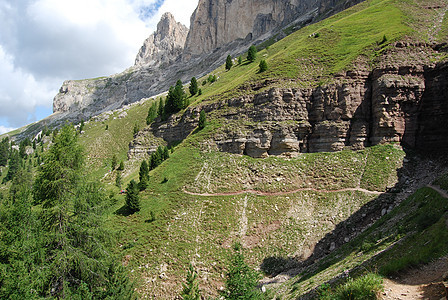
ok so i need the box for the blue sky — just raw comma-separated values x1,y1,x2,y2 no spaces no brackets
0,0,198,134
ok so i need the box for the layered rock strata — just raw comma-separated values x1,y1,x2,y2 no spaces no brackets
129,57,448,159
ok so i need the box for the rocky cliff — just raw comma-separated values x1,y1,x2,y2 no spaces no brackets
128,42,448,159
183,0,364,57
50,0,364,124
134,12,188,67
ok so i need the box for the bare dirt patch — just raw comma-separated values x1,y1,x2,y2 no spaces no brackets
380,256,448,300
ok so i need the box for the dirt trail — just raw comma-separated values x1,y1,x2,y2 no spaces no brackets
183,187,384,197
427,184,448,199
380,256,448,300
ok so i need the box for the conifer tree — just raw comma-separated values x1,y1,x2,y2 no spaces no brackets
111,154,117,170
247,45,257,62
189,77,198,96
118,160,125,171
0,137,9,166
79,119,85,132
198,110,206,130
181,264,201,300
163,146,170,161
138,160,150,191
220,243,262,299
259,59,268,73
32,124,135,298
126,179,140,213
238,56,242,65
226,55,233,70
2,150,21,183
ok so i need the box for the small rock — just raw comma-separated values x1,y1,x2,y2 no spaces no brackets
381,208,387,216
329,242,336,251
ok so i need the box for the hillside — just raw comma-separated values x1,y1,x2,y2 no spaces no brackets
1,0,448,298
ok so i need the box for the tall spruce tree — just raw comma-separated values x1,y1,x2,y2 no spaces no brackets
189,77,198,96
226,55,233,70
247,45,257,62
0,137,9,166
198,110,206,130
125,179,140,213
32,124,134,298
138,160,149,191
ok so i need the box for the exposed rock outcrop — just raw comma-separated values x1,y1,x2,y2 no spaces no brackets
128,45,448,159
134,12,188,67
184,0,364,57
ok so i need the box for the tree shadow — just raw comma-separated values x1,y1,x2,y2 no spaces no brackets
114,205,133,217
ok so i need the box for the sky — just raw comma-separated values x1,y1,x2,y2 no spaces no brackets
0,0,198,134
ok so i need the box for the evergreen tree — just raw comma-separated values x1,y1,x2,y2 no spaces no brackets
147,102,158,125
0,137,9,166
138,160,150,191
158,97,165,119
226,55,233,70
79,119,85,132
259,59,268,73
111,154,117,170
247,45,257,62
198,110,206,130
163,146,170,161
238,56,243,65
118,161,125,171
32,139,36,150
181,264,201,300
2,150,21,183
115,172,122,189
189,77,198,96
125,179,140,213
220,243,262,300
32,124,134,298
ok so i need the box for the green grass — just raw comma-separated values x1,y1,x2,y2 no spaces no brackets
318,273,383,300
185,0,413,106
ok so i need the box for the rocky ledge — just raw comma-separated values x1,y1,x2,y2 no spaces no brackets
128,45,448,159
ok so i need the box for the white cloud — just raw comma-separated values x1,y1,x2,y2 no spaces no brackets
0,125,16,135
0,0,199,130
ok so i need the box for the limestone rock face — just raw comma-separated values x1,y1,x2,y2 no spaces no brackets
134,12,188,67
184,0,317,57
183,0,363,57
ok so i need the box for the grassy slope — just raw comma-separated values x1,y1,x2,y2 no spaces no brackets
45,0,448,298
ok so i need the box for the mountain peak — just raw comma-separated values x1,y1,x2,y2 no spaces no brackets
134,12,189,67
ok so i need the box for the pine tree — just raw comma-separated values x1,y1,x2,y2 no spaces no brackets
118,161,125,171
126,179,140,213
147,102,158,125
138,160,149,191
238,56,242,65
226,55,233,70
32,124,134,298
220,243,262,299
0,137,9,166
247,45,257,62
189,77,198,96
133,123,139,135
198,110,206,130
111,154,117,170
115,172,122,189
259,59,268,73
163,146,170,160
158,97,165,119
181,264,201,300
2,150,21,183
79,119,85,132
